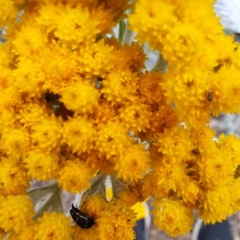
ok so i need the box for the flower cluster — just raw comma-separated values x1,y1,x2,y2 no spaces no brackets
0,0,240,239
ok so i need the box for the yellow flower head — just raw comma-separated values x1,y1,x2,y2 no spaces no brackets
118,181,146,206
0,0,18,27
156,126,193,161
162,69,210,125
31,115,62,152
161,23,203,69
81,195,108,219
152,156,188,192
96,121,132,159
53,3,100,48
60,80,100,114
129,0,177,50
218,134,240,167
0,195,34,233
18,101,52,128
1,127,31,159
111,41,147,71
147,104,179,138
78,40,114,77
41,44,79,93
58,159,94,193
152,199,194,237
0,156,29,195
97,200,136,240
101,69,139,104
12,23,48,57
178,178,202,207
199,148,235,187
8,223,36,240
114,144,151,182
91,98,118,124
34,212,73,240
209,66,240,116
139,71,164,104
198,185,231,224
63,116,95,154
83,150,115,173
24,150,59,181
73,224,100,240
119,103,152,134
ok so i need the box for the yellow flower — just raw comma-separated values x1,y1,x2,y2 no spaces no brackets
83,150,115,173
218,134,240,167
89,6,114,36
178,178,202,207
97,200,136,240
90,98,118,124
63,116,95,154
34,212,73,240
156,126,193,162
12,58,44,97
141,174,168,199
24,150,59,181
209,65,240,116
119,103,152,133
0,195,34,233
151,156,188,193
58,159,94,193
96,121,132,159
100,0,130,20
152,199,194,237
110,41,146,71
114,144,151,182
0,43,15,69
198,185,231,224
147,104,179,138
0,0,18,27
0,156,29,195
41,43,79,94
101,69,139,104
118,181,145,206
31,115,62,152
198,148,235,187
122,42,146,72
139,71,164,104
12,23,48,57
161,69,210,125
1,127,31,159
81,195,108,219
129,0,177,50
161,23,203,69
73,224,100,240
8,223,36,240
229,179,240,213
77,40,114,77
53,3,100,48
18,101,52,128
190,126,216,153
60,80,100,114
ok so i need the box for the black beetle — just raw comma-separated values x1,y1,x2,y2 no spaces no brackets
70,204,94,229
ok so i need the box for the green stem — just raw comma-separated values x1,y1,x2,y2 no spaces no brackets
118,20,126,44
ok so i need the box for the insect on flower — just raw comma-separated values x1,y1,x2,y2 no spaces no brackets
70,204,94,229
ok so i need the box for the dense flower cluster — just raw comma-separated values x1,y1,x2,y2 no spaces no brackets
0,0,240,239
